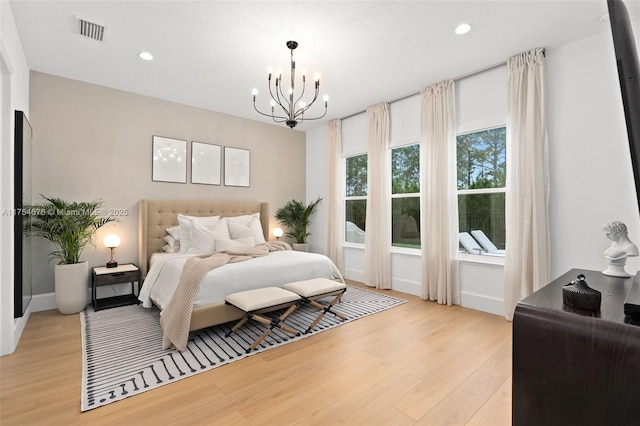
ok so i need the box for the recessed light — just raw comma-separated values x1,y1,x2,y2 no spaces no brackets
455,23,472,35
138,51,154,61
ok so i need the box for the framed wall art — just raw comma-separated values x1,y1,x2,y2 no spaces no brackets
224,147,250,187
191,141,221,185
152,136,187,183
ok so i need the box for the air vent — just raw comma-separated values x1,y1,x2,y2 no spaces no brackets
78,19,105,42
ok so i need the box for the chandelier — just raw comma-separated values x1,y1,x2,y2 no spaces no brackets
252,41,328,129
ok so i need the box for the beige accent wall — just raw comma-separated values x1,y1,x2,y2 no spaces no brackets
29,71,306,295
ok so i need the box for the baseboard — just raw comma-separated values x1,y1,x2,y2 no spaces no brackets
30,292,57,312
30,284,136,313
459,291,504,316
391,278,420,296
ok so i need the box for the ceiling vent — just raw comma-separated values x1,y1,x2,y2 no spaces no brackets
78,19,105,42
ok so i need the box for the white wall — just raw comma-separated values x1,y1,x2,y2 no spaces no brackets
306,124,328,254
29,71,307,301
0,1,31,355
306,23,640,317
547,24,640,279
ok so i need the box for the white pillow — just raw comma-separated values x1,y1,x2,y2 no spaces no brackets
215,236,256,252
164,235,180,249
177,214,220,253
227,216,266,244
162,244,179,253
166,225,181,240
187,219,230,254
225,212,259,225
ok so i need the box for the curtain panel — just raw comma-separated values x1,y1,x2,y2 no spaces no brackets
420,80,460,305
364,103,391,289
326,119,345,274
504,48,550,320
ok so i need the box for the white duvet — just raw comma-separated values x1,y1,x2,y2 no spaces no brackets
139,250,344,310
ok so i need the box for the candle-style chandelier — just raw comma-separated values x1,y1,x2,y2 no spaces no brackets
252,40,328,129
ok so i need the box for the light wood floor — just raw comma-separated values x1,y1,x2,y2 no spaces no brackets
0,282,513,425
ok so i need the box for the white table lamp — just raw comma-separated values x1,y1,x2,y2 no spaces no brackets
103,233,121,268
273,227,284,240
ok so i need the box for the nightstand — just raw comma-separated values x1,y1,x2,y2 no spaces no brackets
91,264,141,311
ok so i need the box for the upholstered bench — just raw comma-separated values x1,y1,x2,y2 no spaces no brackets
282,278,348,333
225,287,301,353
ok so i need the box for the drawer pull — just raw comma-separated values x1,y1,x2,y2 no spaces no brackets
111,272,125,276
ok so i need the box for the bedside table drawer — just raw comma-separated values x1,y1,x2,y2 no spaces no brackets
93,270,140,286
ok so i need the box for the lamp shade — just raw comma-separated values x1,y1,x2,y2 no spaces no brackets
273,227,284,238
103,234,121,248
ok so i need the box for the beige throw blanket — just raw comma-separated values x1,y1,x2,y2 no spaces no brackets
160,241,291,351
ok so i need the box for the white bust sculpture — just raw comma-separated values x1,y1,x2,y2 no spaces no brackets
602,221,639,277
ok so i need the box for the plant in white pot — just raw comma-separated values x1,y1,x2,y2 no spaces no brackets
274,197,322,252
27,196,116,314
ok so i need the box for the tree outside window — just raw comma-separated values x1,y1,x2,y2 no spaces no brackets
457,127,506,252
391,144,420,249
345,154,367,244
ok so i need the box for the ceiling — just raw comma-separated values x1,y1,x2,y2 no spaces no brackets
8,0,640,132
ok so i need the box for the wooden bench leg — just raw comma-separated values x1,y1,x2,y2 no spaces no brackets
225,316,249,337
305,290,347,333
244,303,300,353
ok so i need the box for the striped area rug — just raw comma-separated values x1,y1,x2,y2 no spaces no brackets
80,286,406,411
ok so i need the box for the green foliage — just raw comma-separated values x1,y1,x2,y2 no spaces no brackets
457,127,506,190
274,197,322,243
392,145,420,194
345,155,367,197
458,192,506,249
26,196,116,264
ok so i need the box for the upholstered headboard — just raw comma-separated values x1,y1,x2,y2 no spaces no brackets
138,199,269,277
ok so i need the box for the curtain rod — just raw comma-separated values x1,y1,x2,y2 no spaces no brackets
339,48,545,122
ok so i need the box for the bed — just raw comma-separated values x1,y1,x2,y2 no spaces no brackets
137,199,344,332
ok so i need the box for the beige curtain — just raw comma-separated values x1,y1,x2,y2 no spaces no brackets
504,48,550,320
325,119,345,275
420,81,459,305
364,103,391,289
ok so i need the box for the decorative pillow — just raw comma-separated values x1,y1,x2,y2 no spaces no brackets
227,216,266,244
166,225,181,241
215,236,256,252
162,244,179,253
187,219,230,254
177,214,220,253
225,212,260,225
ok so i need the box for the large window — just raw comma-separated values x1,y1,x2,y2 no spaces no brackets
391,144,420,248
345,154,367,244
457,127,506,254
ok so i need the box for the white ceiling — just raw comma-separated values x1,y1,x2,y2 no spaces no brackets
8,0,640,132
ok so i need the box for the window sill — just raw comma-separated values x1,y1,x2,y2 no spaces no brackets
457,252,505,267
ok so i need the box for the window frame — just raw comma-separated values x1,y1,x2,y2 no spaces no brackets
456,124,507,260
343,153,368,247
390,142,421,251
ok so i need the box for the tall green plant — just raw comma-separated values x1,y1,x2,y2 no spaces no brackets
274,197,322,243
27,196,116,265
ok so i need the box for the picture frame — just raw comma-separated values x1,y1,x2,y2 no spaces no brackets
191,141,221,185
152,136,187,183
224,147,250,187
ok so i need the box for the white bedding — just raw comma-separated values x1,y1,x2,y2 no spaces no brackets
139,250,344,310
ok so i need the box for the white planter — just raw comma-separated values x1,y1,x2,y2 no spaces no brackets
292,243,309,252
54,261,89,314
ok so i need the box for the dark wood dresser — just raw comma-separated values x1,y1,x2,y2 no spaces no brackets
512,269,640,425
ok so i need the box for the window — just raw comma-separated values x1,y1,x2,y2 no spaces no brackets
391,144,420,248
345,154,367,244
457,127,506,254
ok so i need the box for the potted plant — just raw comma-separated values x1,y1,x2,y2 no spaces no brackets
274,197,322,251
27,196,116,314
